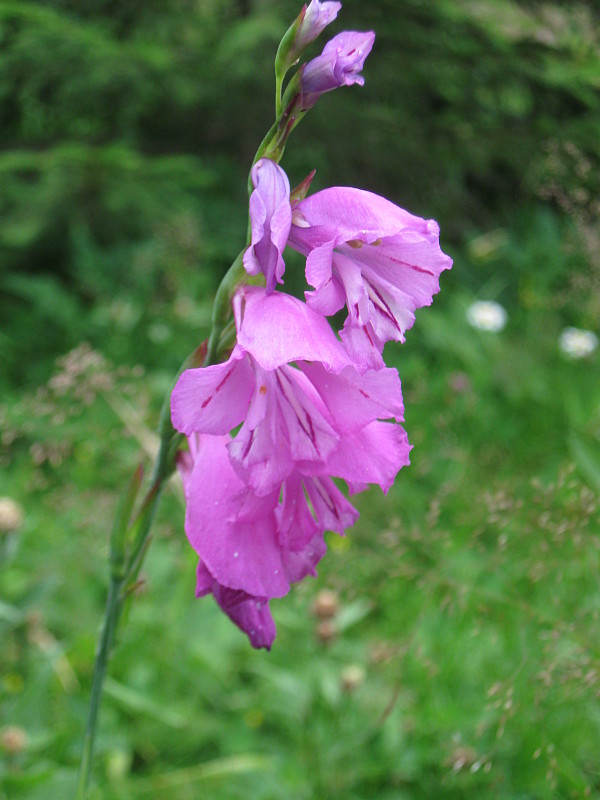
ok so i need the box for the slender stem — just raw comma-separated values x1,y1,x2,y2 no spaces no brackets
75,434,174,798
275,72,283,119
75,250,240,796
76,576,124,799
206,250,246,366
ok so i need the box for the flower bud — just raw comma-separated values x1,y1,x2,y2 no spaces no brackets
275,1,342,78
244,158,292,293
296,30,375,110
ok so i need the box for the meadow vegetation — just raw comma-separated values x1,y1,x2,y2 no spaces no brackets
1,1,599,797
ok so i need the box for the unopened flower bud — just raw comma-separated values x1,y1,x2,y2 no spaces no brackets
275,1,341,78
296,30,375,110
244,158,292,293
0,498,24,534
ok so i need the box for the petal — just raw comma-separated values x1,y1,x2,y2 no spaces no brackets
244,190,267,278
294,187,431,244
339,320,386,370
277,473,327,583
196,562,276,650
236,287,351,372
184,434,289,598
195,559,215,597
171,352,254,436
228,363,340,494
275,365,340,463
215,590,276,650
304,240,336,289
304,475,359,535
299,361,405,431
243,159,292,293
228,368,295,494
326,421,412,492
304,274,346,317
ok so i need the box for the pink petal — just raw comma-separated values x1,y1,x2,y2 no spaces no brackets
171,352,254,436
299,361,405,431
276,473,327,583
183,434,289,598
196,562,276,650
243,159,292,293
236,287,352,372
326,421,412,492
228,363,340,494
304,475,359,535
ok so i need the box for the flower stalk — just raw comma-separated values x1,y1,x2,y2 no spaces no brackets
75,430,176,799
76,1,423,790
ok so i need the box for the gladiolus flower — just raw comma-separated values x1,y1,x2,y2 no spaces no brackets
171,287,409,496
177,433,359,649
289,187,453,368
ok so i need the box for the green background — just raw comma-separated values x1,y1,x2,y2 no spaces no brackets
1,1,599,798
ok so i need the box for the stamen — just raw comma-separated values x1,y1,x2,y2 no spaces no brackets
291,209,310,228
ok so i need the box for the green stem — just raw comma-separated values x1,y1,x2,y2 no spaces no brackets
206,250,247,366
75,431,175,798
75,575,125,800
275,72,283,119
76,246,245,797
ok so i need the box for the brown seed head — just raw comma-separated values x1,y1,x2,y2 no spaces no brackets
1,726,28,755
0,498,24,534
311,589,339,619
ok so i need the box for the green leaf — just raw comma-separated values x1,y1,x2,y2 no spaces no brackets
569,432,600,492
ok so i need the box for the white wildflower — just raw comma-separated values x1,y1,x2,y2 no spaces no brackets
466,300,507,332
559,327,598,359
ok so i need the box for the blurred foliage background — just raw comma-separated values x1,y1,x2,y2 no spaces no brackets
1,1,599,798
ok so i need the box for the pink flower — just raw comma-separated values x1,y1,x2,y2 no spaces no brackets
171,287,409,496
177,433,358,649
297,31,375,110
278,1,342,74
243,158,292,293
288,187,453,368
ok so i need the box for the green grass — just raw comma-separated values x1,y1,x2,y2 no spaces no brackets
1,218,600,800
